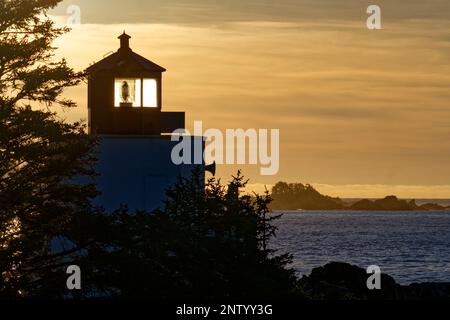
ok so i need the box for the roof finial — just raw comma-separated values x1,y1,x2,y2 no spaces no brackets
118,31,131,51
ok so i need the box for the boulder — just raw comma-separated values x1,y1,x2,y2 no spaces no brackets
300,262,450,300
299,262,402,300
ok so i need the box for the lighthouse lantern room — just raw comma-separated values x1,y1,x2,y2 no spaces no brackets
86,32,184,135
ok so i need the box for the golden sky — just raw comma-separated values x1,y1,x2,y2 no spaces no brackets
49,0,450,198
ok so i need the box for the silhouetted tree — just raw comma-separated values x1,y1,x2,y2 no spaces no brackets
271,182,344,210
82,172,302,299
0,0,99,298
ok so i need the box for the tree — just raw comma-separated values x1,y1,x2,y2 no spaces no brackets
271,182,344,210
81,171,302,299
0,0,98,298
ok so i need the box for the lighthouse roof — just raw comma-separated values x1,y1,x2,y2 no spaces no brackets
86,32,166,73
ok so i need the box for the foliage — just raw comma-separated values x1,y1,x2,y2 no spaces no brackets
271,182,344,210
81,171,302,300
0,0,98,298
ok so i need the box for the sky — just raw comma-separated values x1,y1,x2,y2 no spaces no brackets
49,0,450,198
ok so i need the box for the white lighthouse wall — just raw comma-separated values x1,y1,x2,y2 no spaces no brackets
93,135,204,213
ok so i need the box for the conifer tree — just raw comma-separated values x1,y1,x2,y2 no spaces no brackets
0,0,98,297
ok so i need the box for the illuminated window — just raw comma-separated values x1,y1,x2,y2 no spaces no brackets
143,79,158,108
114,78,141,107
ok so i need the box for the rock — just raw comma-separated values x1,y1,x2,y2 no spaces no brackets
403,283,450,300
300,262,402,300
350,199,384,211
418,203,446,211
349,196,415,211
374,196,412,211
300,262,450,300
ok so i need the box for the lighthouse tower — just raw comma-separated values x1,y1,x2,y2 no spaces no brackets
86,33,207,212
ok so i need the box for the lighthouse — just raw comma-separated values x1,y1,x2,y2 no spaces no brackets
86,33,208,212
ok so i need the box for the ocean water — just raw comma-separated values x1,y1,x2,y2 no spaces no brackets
270,211,450,284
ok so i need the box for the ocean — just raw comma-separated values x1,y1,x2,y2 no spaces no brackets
271,211,450,284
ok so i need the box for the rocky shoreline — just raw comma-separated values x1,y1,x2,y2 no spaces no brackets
300,262,450,300
270,182,450,211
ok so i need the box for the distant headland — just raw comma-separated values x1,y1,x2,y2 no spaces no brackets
270,182,450,211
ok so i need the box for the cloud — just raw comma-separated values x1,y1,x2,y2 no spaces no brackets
52,0,450,25
47,11,450,194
